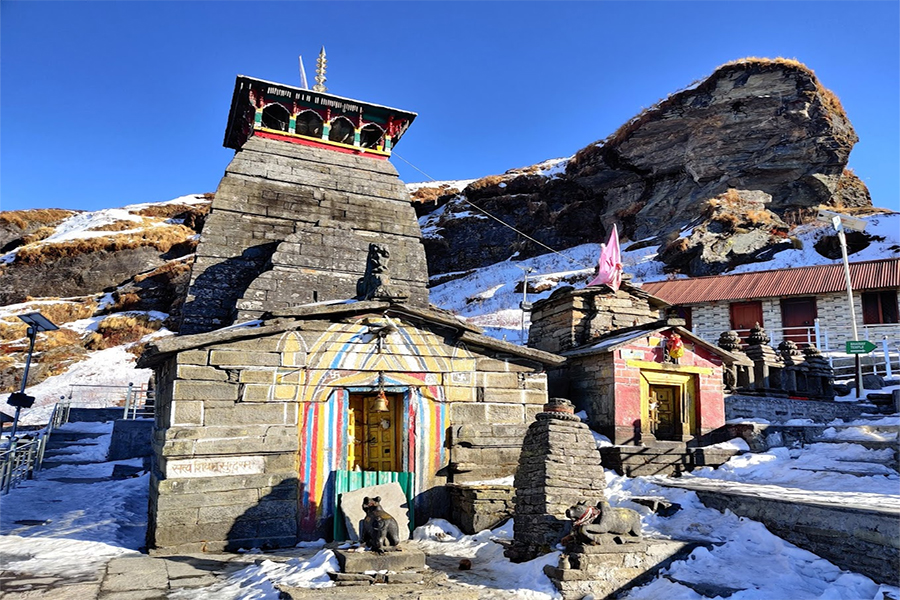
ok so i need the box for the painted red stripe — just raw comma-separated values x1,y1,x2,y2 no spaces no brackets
255,130,389,160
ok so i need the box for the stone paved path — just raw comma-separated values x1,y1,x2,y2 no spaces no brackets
1,548,320,599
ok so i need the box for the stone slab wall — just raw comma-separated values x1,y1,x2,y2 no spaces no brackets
693,489,899,585
448,423,529,483
726,393,874,423
447,484,515,534
148,344,300,554
545,540,700,600
599,446,738,477
181,136,428,334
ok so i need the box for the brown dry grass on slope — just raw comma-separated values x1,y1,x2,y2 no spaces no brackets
0,299,99,343
13,225,197,265
86,314,163,350
135,201,211,220
88,219,148,232
0,209,75,230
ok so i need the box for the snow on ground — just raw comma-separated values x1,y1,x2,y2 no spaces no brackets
0,421,147,580
412,519,561,599
169,550,338,600
606,474,899,600
681,443,900,496
2,344,156,426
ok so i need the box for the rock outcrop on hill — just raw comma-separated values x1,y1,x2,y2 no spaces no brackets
0,201,208,305
418,58,872,277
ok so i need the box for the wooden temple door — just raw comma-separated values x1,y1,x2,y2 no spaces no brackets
649,385,680,441
348,394,401,472
730,301,763,344
781,297,817,346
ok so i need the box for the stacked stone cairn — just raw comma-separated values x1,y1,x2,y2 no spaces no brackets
743,324,784,391
802,345,836,399
778,340,804,392
505,398,607,562
718,330,750,389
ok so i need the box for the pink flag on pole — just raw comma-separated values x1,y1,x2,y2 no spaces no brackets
587,224,623,291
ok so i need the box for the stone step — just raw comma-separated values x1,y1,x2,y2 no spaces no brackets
789,464,898,478
807,438,898,452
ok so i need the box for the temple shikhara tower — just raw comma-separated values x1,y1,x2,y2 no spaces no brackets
180,60,428,334
140,59,560,552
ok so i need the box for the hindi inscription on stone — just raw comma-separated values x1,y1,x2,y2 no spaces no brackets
165,456,265,478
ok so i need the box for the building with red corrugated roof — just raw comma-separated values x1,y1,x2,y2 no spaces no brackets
642,258,900,351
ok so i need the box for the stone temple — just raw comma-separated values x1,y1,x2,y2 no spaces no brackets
139,73,562,552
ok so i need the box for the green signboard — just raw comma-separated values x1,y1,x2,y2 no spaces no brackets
845,340,876,354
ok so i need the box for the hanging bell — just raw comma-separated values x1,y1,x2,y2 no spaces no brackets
373,389,389,413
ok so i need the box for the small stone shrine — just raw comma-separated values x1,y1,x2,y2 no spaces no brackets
801,345,836,399
718,330,753,390
742,324,784,391
528,283,743,476
505,398,607,562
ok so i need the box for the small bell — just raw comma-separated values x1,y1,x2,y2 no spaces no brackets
373,389,389,413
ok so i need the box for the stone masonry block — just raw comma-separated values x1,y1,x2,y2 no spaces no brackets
177,350,210,366
176,365,227,381
239,370,278,384
204,403,288,427
209,350,281,367
173,381,239,402
171,401,203,426
477,372,520,389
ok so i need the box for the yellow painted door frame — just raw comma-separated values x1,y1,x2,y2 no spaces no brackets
639,370,697,442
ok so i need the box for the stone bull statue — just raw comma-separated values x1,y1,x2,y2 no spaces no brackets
563,500,642,545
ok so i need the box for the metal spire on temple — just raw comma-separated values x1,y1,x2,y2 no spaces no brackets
313,46,327,92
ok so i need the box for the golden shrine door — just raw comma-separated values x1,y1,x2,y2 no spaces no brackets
348,394,402,472
649,385,680,440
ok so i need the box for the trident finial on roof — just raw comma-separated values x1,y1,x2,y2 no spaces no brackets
313,46,327,92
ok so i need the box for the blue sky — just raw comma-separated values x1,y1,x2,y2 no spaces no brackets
2,1,898,213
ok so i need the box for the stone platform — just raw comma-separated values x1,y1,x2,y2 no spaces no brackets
334,543,426,574
544,539,701,600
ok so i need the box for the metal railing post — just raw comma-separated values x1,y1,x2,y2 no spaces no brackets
123,383,134,420
883,337,892,380
2,438,17,494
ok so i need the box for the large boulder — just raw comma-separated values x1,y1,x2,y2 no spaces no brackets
421,58,868,277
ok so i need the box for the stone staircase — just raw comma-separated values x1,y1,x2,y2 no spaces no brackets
40,428,109,471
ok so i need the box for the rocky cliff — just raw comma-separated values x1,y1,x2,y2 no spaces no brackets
417,58,873,277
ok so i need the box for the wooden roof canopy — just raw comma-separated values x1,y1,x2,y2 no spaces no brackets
223,75,417,157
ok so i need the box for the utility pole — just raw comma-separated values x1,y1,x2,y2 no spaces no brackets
818,209,867,398
516,265,535,345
